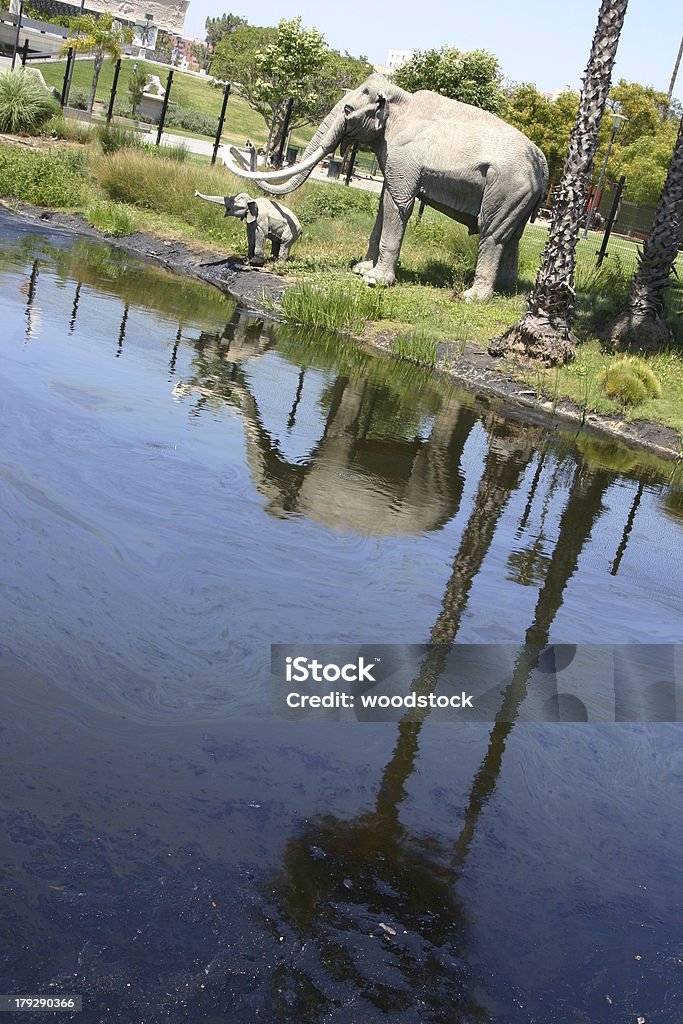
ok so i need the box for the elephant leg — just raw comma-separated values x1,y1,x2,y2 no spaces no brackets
462,234,505,302
247,224,267,267
353,183,385,276
494,236,521,292
361,188,413,287
276,239,292,262
270,237,282,260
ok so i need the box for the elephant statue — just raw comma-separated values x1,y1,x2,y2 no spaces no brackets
194,190,302,265
223,74,548,300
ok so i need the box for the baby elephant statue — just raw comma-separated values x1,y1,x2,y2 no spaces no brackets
194,190,301,266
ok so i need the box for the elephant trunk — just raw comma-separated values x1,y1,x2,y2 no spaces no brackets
224,107,345,196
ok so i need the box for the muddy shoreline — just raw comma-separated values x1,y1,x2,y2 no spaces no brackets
2,200,680,462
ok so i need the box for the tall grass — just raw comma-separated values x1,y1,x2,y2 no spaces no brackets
0,69,57,134
392,325,442,366
96,122,142,155
281,280,385,333
41,113,94,144
91,149,248,245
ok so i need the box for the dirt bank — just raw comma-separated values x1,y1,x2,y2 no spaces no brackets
2,201,680,463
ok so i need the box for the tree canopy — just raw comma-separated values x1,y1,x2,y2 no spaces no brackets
204,13,247,48
392,47,506,114
505,84,579,181
210,17,370,155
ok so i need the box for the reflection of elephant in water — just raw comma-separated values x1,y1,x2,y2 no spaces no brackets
224,73,548,300
180,315,477,536
194,191,302,265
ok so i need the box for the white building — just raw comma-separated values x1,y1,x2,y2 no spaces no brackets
385,49,414,72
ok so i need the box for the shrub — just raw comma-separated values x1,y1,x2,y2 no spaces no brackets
69,90,89,111
0,143,85,206
96,122,142,154
0,69,57,134
598,356,662,407
295,182,378,222
281,279,385,334
164,106,216,136
85,200,138,236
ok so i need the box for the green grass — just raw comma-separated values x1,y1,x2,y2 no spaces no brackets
0,142,85,206
392,325,442,367
281,279,385,334
39,59,316,150
85,199,137,236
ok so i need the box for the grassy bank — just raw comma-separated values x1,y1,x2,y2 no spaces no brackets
0,134,682,441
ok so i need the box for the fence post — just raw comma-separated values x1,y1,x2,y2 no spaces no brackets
596,175,626,268
211,81,231,166
60,47,73,107
155,67,174,146
274,97,294,168
20,38,29,66
344,143,358,186
106,58,121,124
11,1,23,70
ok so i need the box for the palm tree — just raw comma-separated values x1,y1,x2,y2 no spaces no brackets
607,113,683,352
490,0,629,366
63,13,133,114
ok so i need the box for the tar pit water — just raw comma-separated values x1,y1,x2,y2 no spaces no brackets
0,215,682,1023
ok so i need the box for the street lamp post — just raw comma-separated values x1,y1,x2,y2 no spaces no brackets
583,111,627,238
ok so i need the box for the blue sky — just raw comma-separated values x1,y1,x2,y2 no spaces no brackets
184,0,682,101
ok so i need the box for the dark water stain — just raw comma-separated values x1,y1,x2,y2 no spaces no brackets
0,223,682,1023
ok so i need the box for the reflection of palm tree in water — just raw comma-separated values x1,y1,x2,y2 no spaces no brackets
182,315,613,1013
272,436,612,1017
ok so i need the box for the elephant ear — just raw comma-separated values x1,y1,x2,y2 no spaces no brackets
246,201,259,224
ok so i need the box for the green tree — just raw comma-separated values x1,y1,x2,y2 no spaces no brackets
63,13,133,113
609,79,670,144
490,0,630,365
127,64,147,115
211,18,369,157
506,84,579,181
204,12,247,47
607,113,683,351
393,47,505,114
611,117,680,202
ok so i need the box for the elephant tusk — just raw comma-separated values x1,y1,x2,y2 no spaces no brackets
222,144,326,183
194,191,227,205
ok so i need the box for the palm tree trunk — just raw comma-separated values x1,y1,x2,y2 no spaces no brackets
607,114,683,352
490,0,629,365
88,48,103,113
